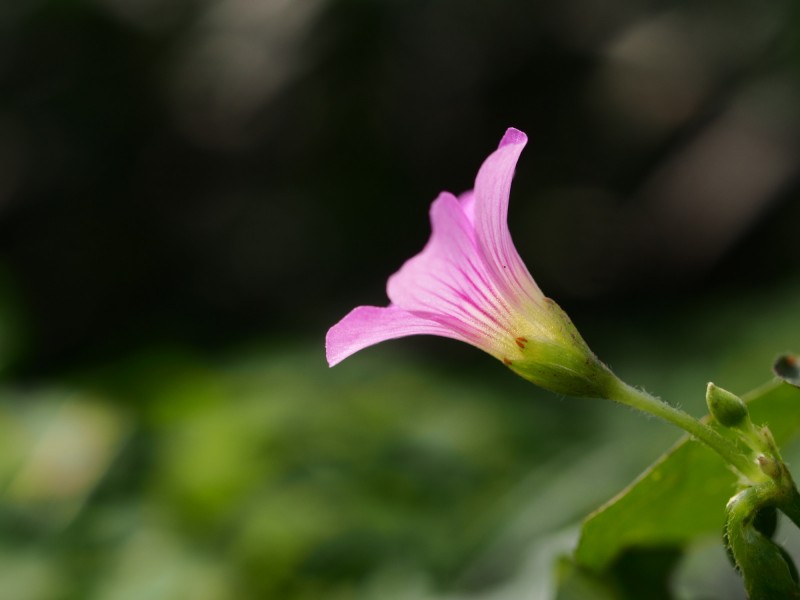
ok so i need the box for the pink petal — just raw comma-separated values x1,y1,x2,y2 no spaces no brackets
325,305,465,367
386,192,516,347
458,190,476,224
473,128,543,306
326,127,545,369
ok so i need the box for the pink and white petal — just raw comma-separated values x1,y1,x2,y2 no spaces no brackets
473,128,543,306
386,192,515,341
325,305,465,367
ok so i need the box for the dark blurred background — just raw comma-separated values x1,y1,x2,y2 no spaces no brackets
1,0,798,372
1,1,799,599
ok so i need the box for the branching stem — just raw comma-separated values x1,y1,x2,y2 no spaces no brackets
608,380,764,483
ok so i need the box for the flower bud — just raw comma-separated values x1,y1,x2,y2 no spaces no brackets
706,383,749,427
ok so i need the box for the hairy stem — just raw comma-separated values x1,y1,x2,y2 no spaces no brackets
608,379,764,483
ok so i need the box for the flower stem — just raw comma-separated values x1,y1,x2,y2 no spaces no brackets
608,379,764,483
775,471,800,531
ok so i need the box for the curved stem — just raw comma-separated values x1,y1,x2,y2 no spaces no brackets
726,483,800,599
775,470,800,530
608,379,764,483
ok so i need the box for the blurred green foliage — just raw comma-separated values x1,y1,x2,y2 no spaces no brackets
0,342,589,599
0,280,798,599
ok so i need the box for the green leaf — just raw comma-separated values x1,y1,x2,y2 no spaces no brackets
774,354,800,388
574,381,800,572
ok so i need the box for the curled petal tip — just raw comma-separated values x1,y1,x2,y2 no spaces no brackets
499,127,527,148
324,332,342,367
324,349,339,368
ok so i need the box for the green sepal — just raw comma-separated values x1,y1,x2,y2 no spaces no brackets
507,339,618,399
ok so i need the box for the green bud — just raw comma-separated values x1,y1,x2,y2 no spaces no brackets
706,383,749,427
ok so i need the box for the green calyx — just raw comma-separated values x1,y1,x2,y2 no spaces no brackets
503,298,619,399
505,340,618,399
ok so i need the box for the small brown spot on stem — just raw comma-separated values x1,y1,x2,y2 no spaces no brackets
515,337,528,349
503,357,512,366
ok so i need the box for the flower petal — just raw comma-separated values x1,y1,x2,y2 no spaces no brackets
458,190,475,224
473,128,543,306
386,192,517,351
325,305,464,367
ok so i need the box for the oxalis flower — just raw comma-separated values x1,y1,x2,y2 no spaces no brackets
326,128,616,398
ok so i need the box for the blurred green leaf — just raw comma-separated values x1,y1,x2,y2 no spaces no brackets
556,547,681,600
555,556,617,600
574,381,800,572
56,344,577,599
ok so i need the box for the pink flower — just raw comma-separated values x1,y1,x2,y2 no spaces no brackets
326,128,613,397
